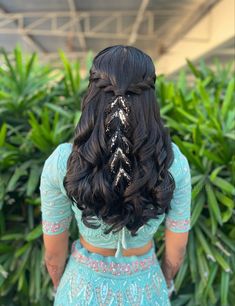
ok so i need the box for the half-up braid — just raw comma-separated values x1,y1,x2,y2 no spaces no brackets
92,71,156,192
90,71,133,192
64,45,175,236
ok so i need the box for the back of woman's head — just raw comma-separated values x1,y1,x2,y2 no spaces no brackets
64,45,175,236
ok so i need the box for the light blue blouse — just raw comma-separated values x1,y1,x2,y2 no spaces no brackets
39,141,192,257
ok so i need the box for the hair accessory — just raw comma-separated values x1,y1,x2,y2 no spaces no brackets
105,96,130,132
104,95,132,187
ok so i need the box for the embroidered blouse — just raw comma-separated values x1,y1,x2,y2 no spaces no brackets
39,141,192,257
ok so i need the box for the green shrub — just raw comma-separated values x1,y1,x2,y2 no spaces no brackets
0,47,234,306
155,59,235,306
0,46,89,305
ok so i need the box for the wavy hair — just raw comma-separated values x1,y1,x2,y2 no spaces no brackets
63,45,176,236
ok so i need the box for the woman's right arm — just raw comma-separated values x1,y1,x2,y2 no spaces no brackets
161,145,192,295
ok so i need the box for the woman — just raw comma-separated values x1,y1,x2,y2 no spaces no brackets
39,45,192,306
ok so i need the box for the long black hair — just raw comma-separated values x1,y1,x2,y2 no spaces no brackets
63,45,175,236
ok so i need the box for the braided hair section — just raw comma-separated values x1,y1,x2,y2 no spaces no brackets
90,69,155,96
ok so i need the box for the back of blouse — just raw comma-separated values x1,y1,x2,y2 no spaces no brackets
39,141,192,257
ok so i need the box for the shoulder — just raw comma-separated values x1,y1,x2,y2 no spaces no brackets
169,141,191,185
40,142,73,195
41,142,72,181
57,142,73,172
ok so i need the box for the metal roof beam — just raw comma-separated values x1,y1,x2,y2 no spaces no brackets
0,10,185,17
67,0,86,51
0,7,44,53
0,11,160,39
128,0,149,45
0,28,157,40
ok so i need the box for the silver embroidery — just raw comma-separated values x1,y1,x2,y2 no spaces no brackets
106,109,129,128
110,131,130,153
110,147,131,172
114,168,131,186
110,130,118,148
110,96,130,112
105,95,132,187
105,96,130,133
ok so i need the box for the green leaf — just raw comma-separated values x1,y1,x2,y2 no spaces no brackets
175,107,198,123
0,264,8,279
205,183,223,226
172,136,204,171
14,45,24,85
204,263,218,297
192,177,205,200
160,103,174,115
188,231,197,282
25,224,42,241
1,48,17,84
25,52,37,79
191,192,205,227
14,242,32,258
210,177,235,195
202,149,224,164
26,165,40,196
186,59,202,78
222,78,235,119
44,102,71,119
209,166,225,181
216,229,235,253
0,123,7,146
174,259,188,292
7,167,28,192
0,233,25,240
211,245,231,272
198,82,210,105
220,270,230,306
221,208,233,223
224,132,235,140
59,49,76,94
194,226,215,261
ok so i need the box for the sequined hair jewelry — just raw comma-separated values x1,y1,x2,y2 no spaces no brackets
104,93,132,187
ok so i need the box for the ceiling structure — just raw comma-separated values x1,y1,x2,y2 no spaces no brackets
0,0,234,76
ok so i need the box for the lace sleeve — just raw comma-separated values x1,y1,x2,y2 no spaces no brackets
165,149,192,233
39,144,73,235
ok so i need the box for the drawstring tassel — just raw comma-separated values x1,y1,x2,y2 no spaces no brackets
121,226,127,249
114,227,127,258
115,239,122,258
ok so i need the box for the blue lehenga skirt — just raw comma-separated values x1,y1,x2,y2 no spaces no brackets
54,238,171,306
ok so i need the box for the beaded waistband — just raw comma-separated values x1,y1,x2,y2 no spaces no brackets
70,241,157,276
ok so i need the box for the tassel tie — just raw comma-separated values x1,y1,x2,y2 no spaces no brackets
115,227,128,258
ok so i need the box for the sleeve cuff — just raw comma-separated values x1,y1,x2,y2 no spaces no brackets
165,217,191,232
41,215,72,235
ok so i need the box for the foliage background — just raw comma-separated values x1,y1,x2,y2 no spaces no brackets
0,46,234,306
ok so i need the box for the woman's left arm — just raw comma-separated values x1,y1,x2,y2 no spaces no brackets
39,144,73,289
43,230,69,289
